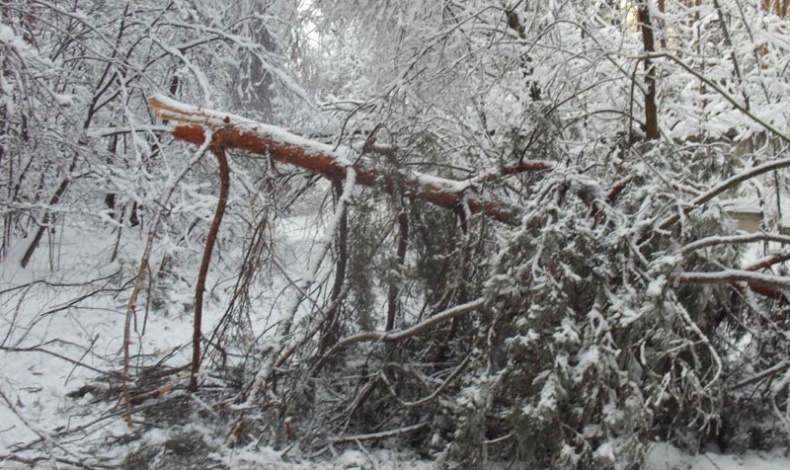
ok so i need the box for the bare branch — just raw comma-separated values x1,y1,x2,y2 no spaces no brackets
681,232,790,253
659,157,790,230
316,298,486,365
731,360,790,390
328,421,428,444
673,270,790,290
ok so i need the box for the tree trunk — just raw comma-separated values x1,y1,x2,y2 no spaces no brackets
386,211,408,331
319,180,348,354
638,2,660,141
148,95,552,225
190,139,231,392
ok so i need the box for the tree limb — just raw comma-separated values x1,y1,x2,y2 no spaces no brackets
147,94,548,225
731,359,790,390
190,138,230,392
673,269,790,299
315,298,486,368
328,421,428,444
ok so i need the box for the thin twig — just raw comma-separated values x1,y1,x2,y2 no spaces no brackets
315,298,485,369
731,360,790,391
681,232,790,253
659,157,790,231
328,421,428,444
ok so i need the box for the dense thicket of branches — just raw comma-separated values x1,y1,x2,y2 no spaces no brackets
3,1,790,469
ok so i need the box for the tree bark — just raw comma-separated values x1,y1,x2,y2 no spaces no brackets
386,211,408,331
190,138,231,392
146,96,790,311
319,180,348,354
147,95,551,225
638,2,660,141
20,154,78,268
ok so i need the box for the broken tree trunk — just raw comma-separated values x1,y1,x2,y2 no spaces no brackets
146,95,790,304
147,94,552,225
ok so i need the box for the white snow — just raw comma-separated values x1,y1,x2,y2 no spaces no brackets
1,220,788,470
149,94,359,165
647,442,790,470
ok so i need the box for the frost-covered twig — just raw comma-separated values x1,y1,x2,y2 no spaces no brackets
473,161,554,183
0,453,113,469
731,360,790,390
399,353,472,408
328,421,428,444
681,232,790,253
656,53,790,145
315,298,486,367
659,157,790,230
673,269,790,289
0,342,106,376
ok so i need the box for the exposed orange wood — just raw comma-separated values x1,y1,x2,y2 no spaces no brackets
148,95,548,225
745,251,790,272
763,0,788,17
190,140,230,392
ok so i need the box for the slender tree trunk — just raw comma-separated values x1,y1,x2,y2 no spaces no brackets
762,0,788,17
20,154,78,268
319,180,348,354
386,211,409,331
190,140,231,392
0,104,8,260
657,0,667,50
0,6,9,258
638,2,660,141
20,6,129,267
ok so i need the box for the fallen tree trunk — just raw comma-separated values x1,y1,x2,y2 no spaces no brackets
147,94,788,233
147,94,551,225
147,95,790,303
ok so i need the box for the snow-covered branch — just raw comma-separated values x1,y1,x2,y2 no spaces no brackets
147,95,548,224
316,297,486,363
673,270,790,299
680,233,790,253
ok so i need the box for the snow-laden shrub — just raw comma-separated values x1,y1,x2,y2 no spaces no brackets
464,171,743,469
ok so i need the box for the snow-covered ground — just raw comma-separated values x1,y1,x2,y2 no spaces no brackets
2,221,789,469
647,443,790,470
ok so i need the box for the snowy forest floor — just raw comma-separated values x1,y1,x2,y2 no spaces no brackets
1,219,789,469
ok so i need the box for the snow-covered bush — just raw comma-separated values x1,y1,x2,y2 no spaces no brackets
481,168,737,468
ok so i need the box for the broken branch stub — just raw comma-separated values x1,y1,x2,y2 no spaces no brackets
147,94,551,224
